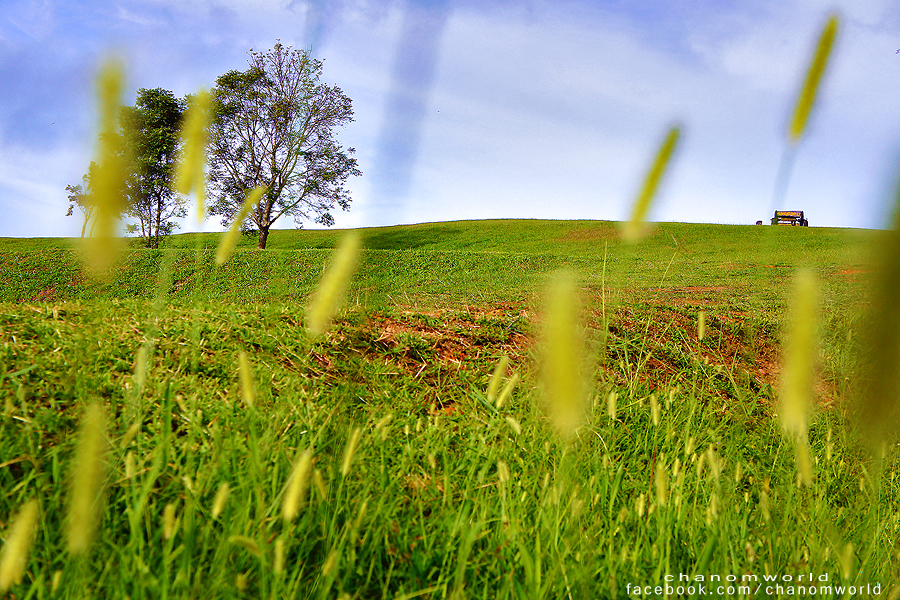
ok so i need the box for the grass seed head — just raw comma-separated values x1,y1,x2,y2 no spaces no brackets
313,469,327,500
228,536,262,558
306,232,361,336
134,345,148,391
322,549,340,577
125,452,134,479
67,402,107,555
216,186,267,266
607,391,618,420
340,427,362,478
211,482,230,520
623,125,681,243
273,539,285,575
162,503,178,540
852,174,900,450
0,500,39,592
237,351,256,408
282,450,314,522
505,416,522,436
487,355,510,404
495,372,519,408
697,311,706,342
655,460,668,507
120,422,140,449
497,460,510,483
788,14,839,143
650,393,660,426
374,413,393,441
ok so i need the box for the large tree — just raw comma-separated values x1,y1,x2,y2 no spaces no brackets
207,43,360,249
120,88,186,248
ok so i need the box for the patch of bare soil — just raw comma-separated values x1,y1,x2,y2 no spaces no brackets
553,227,618,243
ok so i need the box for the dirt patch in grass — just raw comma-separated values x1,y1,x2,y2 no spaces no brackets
553,227,618,243
602,304,780,402
620,285,740,308
365,309,531,368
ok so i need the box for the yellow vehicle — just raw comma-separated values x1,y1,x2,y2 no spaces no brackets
771,210,808,226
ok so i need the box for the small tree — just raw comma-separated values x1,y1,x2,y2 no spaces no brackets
71,88,186,248
120,88,187,248
208,43,360,249
65,170,97,237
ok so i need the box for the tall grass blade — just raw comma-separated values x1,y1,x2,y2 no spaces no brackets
67,403,107,554
0,500,39,592
215,186,267,266
306,232,361,336
623,126,681,243
788,14,839,143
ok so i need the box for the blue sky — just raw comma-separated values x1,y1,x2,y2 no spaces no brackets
1,0,899,238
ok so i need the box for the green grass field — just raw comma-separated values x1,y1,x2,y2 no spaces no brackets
1,219,898,599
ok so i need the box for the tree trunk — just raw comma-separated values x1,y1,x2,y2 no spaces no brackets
258,227,270,249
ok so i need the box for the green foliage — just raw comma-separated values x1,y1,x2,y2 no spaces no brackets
119,88,187,249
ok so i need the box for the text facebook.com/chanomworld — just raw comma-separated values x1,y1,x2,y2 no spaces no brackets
626,573,884,597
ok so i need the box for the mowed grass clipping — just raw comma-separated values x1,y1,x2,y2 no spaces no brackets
1,216,899,598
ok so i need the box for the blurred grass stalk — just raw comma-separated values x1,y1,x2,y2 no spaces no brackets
85,59,128,277
0,500,39,592
788,14,839,144
174,90,211,223
306,232,361,336
780,269,817,485
540,270,588,438
853,174,900,452
67,403,108,554
770,13,839,214
623,126,681,243
216,187,266,266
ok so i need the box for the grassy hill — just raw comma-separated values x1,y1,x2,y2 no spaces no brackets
0,219,875,309
1,219,896,598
